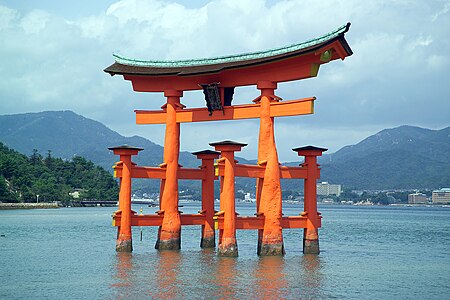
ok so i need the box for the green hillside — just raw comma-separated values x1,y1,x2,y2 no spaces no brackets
319,126,450,189
0,110,168,169
0,110,252,193
320,149,449,189
1,111,448,192
0,142,118,203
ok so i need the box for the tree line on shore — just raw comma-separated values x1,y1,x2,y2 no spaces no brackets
0,142,118,203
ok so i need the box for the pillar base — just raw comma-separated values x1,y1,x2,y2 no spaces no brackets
218,243,238,257
257,230,263,255
259,242,285,256
303,239,320,254
200,236,215,248
116,239,132,252
155,237,181,250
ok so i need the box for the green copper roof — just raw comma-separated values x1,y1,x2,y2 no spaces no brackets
113,23,350,68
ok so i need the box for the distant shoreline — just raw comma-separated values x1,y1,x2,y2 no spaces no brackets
0,203,59,210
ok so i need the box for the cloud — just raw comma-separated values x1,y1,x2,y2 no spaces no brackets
0,5,18,29
20,9,51,34
0,0,449,160
431,0,450,21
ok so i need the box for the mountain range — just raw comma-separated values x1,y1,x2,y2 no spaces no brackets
0,110,196,169
0,111,448,191
318,125,450,189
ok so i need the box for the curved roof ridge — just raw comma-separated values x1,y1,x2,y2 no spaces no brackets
113,23,350,68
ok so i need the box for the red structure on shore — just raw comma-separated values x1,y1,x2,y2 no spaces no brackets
105,23,353,256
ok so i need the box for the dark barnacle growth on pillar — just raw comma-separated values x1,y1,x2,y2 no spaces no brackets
303,239,320,255
200,236,215,248
260,243,285,256
155,235,181,250
218,243,238,257
116,240,133,252
155,225,181,250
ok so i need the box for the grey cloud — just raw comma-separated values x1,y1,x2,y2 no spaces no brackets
0,0,449,161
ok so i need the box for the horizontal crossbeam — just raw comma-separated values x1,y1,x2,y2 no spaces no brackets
215,164,309,179
113,164,314,180
214,216,321,230
112,214,322,229
113,213,207,227
114,166,207,180
135,97,315,124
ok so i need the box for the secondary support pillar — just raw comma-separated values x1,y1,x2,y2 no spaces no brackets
193,150,220,248
256,81,284,256
293,146,327,254
156,90,184,250
211,141,247,257
109,145,143,252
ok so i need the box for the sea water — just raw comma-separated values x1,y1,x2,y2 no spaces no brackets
0,203,449,299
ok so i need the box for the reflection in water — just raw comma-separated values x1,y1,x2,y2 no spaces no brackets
154,251,182,299
198,247,217,267
300,254,324,298
214,257,239,298
109,247,325,298
112,252,134,298
254,257,288,298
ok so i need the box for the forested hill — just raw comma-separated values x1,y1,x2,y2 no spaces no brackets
0,110,200,171
0,110,252,193
1,111,448,191
280,125,450,190
321,125,450,165
319,125,450,189
0,142,118,203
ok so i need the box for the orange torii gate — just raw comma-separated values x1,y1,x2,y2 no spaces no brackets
105,23,353,256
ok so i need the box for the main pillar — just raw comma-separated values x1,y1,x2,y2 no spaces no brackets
193,150,220,248
293,146,327,254
109,145,143,252
156,90,183,250
256,81,285,256
211,141,246,257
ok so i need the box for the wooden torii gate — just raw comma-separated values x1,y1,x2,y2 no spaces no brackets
105,23,353,256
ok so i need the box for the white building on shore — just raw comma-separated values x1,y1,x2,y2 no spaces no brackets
317,182,342,197
432,188,450,204
408,192,427,204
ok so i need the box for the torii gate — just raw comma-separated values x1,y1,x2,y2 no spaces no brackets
105,23,353,256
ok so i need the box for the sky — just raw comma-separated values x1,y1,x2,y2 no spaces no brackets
1,0,449,161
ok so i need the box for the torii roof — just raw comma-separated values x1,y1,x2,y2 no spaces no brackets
104,23,352,92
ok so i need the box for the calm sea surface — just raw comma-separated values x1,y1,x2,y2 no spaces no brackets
1,203,449,299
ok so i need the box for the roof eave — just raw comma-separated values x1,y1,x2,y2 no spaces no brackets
104,36,352,78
